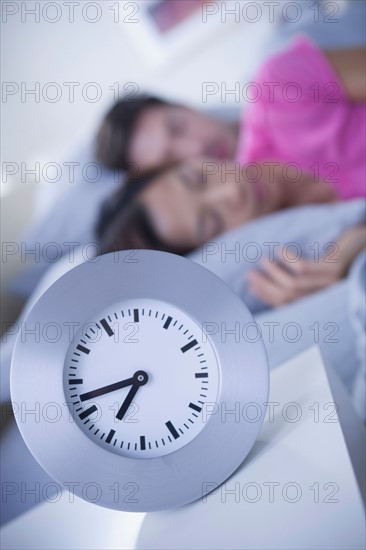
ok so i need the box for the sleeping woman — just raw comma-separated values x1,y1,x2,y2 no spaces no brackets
95,35,366,306
96,156,366,307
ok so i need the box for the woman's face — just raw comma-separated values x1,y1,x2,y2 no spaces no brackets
138,157,266,250
129,106,237,170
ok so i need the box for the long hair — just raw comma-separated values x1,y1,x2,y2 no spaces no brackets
95,165,193,257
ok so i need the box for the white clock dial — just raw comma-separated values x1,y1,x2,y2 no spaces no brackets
64,298,221,458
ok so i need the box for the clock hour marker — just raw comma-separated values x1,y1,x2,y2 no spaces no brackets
79,405,97,420
106,429,116,444
195,372,208,378
100,318,114,337
133,309,139,322
166,421,180,440
181,339,198,353
163,316,172,329
140,435,146,450
69,379,83,384
76,344,90,355
189,402,202,413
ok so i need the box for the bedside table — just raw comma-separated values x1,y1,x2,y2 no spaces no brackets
136,346,366,550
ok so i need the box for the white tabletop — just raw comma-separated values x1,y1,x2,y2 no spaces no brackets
136,346,365,550
1,347,365,550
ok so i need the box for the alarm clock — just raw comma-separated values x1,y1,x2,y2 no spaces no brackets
11,250,269,511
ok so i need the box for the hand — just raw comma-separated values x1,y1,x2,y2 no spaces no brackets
247,257,342,307
247,225,366,307
115,384,140,421
80,370,148,403
80,375,136,402
116,370,148,421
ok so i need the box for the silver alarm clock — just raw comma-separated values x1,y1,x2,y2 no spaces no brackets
11,250,269,511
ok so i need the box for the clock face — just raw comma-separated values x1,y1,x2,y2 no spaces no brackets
64,298,221,458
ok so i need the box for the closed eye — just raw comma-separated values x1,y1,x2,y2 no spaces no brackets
166,112,186,138
178,166,205,190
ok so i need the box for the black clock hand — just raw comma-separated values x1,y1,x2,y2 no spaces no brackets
116,383,140,421
80,376,135,402
80,370,149,403
115,370,149,421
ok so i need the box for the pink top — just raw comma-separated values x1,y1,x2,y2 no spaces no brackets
236,36,366,199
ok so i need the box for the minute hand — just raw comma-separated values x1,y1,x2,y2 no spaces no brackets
80,376,135,402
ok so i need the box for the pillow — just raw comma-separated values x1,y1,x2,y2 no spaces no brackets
10,140,122,297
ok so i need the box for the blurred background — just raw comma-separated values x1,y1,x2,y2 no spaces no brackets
3,0,363,327
1,0,268,326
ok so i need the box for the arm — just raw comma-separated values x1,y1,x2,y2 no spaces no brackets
324,47,366,101
247,224,366,307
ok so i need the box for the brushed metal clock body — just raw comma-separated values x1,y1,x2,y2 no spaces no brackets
11,250,269,511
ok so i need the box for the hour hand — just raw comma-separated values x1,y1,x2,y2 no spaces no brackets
115,370,149,421
115,384,140,421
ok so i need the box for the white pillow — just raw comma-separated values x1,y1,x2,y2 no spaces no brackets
10,141,122,297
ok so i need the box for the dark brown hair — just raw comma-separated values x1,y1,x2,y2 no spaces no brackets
95,165,193,257
95,95,170,171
